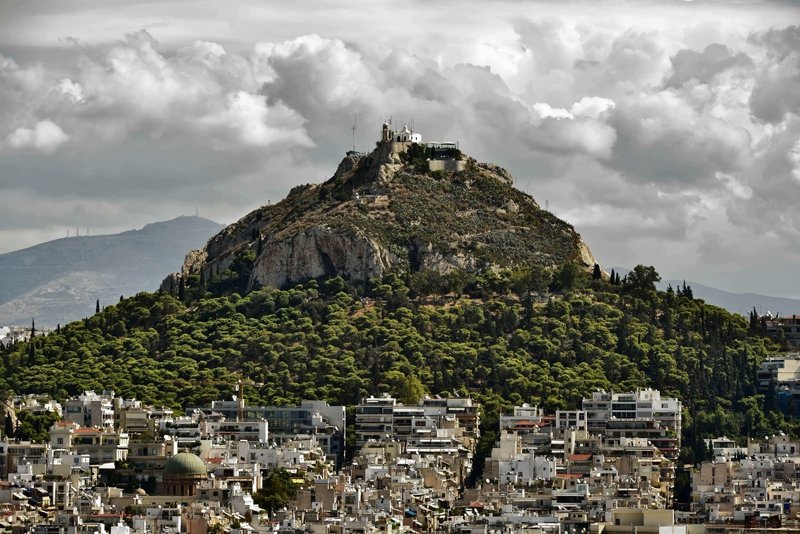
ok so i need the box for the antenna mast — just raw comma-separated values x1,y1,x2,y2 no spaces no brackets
351,114,357,152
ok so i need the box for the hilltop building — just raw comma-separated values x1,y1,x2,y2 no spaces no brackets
378,121,466,172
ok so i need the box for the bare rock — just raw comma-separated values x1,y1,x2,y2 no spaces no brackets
250,226,393,289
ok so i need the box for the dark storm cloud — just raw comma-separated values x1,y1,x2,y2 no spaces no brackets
748,27,800,123
666,43,753,87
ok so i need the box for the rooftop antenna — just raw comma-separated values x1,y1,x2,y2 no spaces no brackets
195,205,199,217
351,113,357,152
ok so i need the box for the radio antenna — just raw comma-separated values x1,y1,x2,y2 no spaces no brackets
351,113,357,152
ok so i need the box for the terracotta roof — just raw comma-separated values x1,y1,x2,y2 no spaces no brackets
568,453,593,462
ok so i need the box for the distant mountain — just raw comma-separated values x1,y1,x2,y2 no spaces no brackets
612,266,800,317
0,216,223,327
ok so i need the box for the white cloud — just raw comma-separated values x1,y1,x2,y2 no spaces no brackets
570,97,616,119
790,139,800,183
0,3,799,296
533,102,573,120
5,120,69,152
57,78,84,103
203,91,313,148
715,171,753,200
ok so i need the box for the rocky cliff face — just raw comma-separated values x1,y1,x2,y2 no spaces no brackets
165,140,597,292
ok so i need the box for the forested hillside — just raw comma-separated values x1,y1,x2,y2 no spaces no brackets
0,263,787,463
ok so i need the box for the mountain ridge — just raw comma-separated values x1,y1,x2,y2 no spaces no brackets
0,216,223,327
612,266,800,317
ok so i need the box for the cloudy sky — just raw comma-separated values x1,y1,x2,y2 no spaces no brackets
1,1,799,297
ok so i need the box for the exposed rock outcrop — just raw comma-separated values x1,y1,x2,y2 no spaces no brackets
251,226,394,289
163,137,598,293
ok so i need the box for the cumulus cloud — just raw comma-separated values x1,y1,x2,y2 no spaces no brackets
57,78,84,103
1,4,800,296
202,91,312,149
609,89,751,185
5,120,68,152
748,26,800,123
533,102,574,119
570,97,615,120
789,139,800,183
666,43,753,87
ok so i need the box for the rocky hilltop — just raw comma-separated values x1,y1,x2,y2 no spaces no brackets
166,129,596,292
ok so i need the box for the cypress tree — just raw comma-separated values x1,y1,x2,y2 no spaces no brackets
3,414,13,439
592,263,602,280
95,299,100,314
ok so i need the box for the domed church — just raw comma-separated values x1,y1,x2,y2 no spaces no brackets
161,451,208,496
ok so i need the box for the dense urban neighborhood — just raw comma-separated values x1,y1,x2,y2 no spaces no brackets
1,363,799,534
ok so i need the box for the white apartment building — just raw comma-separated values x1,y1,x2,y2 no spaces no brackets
355,395,479,449
582,389,681,439
63,391,115,428
355,396,397,448
757,355,800,390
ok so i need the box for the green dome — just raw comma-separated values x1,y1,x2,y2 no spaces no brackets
164,452,207,477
